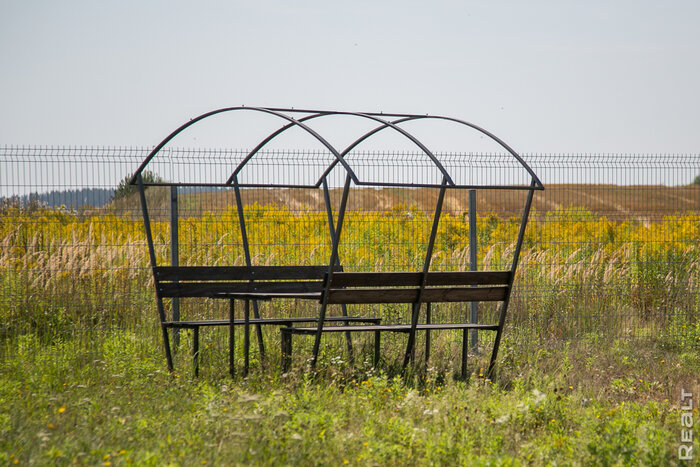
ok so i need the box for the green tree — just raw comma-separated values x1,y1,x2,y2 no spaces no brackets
112,170,164,201
694,174,700,185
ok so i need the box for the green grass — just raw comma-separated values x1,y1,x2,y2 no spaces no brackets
1,329,698,466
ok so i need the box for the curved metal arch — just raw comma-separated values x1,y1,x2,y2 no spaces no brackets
316,115,416,185
225,110,455,187
318,115,543,190
131,106,543,190
268,107,541,189
129,107,359,186
227,111,331,185
341,112,455,186
419,115,544,190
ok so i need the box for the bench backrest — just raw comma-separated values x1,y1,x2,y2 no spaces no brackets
154,265,337,298
326,271,512,304
153,266,511,305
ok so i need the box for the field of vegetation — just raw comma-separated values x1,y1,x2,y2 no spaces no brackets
1,188,698,341
0,188,698,464
1,326,698,464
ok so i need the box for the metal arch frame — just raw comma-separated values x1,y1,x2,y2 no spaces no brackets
316,114,544,190
129,106,358,187
227,110,455,187
129,106,543,190
226,110,331,185
133,105,545,377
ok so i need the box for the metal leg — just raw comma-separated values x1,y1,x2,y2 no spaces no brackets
461,328,469,381
244,299,250,377
374,330,381,367
161,323,174,372
404,302,420,368
193,327,199,378
281,329,292,373
487,330,501,379
229,300,235,378
425,303,431,366
341,304,354,365
488,298,511,379
252,300,265,360
157,296,174,372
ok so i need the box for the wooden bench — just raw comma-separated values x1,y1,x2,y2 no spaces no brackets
152,265,379,376
280,270,512,377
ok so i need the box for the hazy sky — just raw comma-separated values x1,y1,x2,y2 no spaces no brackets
1,0,699,154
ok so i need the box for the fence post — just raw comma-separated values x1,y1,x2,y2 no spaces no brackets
170,185,180,348
469,189,478,351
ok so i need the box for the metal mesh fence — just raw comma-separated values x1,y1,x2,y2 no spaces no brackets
1,146,698,359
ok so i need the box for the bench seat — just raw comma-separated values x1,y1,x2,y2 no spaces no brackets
151,264,379,377
164,316,381,328
283,270,513,374
282,322,499,335
280,322,499,372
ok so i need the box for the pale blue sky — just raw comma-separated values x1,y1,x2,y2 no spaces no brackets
1,0,699,154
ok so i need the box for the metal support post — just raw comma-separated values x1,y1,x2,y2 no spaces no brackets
402,178,447,370
322,178,354,363
312,174,352,368
170,186,180,348
233,178,265,359
469,189,478,351
137,174,173,372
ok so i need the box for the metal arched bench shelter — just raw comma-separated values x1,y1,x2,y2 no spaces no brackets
132,106,544,378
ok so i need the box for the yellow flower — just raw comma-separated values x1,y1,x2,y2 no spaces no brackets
58,407,66,414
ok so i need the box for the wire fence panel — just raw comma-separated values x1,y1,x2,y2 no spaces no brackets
1,146,698,359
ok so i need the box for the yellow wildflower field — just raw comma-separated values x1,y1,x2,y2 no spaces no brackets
0,200,698,339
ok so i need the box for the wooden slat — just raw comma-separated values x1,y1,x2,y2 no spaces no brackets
329,272,422,287
154,265,336,282
326,286,508,304
284,323,500,335
426,271,511,286
327,288,420,304
163,316,381,328
422,286,508,302
158,280,324,298
329,271,511,287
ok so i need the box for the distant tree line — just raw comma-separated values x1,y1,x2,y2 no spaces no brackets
1,169,227,211
10,188,115,209
0,171,163,209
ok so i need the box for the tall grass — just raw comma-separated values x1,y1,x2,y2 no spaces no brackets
1,200,698,349
1,327,696,465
